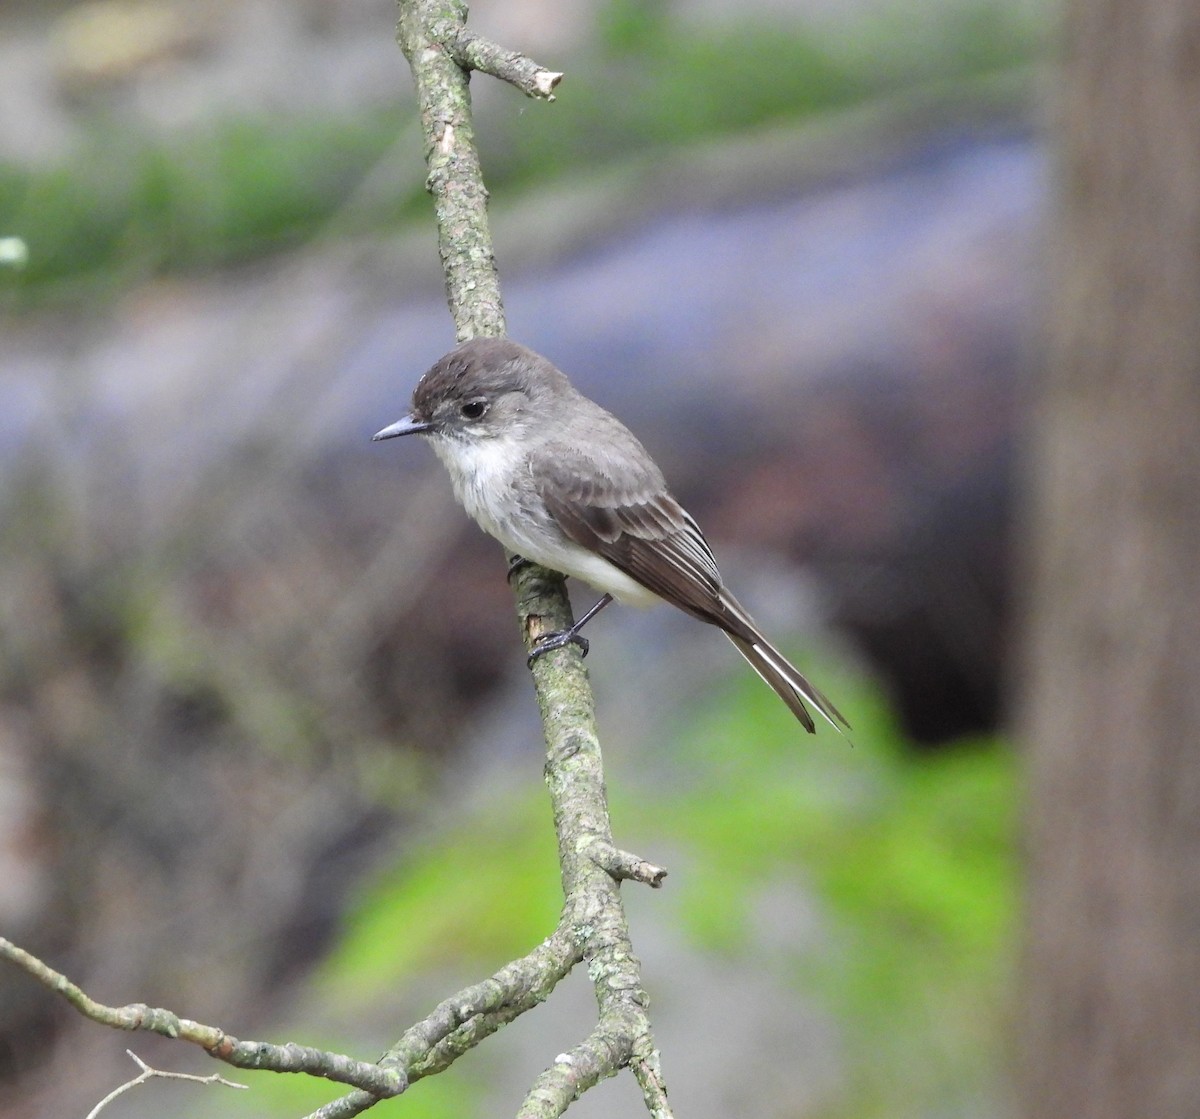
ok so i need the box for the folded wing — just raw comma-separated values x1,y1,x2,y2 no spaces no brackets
539,445,850,734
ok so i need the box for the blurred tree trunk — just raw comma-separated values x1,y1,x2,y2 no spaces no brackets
1018,1,1200,1117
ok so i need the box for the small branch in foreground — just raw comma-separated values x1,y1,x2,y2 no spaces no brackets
1,926,582,1119
301,928,580,1119
517,1026,625,1118
584,839,669,889
436,24,563,100
630,1042,672,1119
87,1050,246,1119
0,937,405,1098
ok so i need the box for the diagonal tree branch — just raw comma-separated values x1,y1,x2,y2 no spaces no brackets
300,927,583,1119
1,921,583,1111
0,937,407,1098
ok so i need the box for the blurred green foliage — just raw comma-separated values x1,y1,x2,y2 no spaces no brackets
646,665,1016,1117
318,806,562,1003
1,1,1043,305
214,660,1015,1118
490,0,1040,184
0,108,422,300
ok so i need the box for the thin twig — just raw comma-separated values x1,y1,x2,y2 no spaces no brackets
2,923,581,1119
86,1050,246,1119
0,937,406,1097
584,838,670,888
440,25,563,100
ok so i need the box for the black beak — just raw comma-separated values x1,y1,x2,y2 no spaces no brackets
372,415,434,441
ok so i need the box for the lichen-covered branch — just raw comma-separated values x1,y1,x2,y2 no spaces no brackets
440,25,563,100
395,2,674,1117
585,839,669,888
2,919,584,1118
393,927,581,1079
395,0,505,339
511,563,673,1119
2,7,673,1118
0,937,406,1098
301,929,581,1119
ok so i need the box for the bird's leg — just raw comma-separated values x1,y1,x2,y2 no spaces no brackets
527,593,614,667
506,554,534,583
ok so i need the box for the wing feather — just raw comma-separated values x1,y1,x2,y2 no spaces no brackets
538,444,754,635
535,437,850,735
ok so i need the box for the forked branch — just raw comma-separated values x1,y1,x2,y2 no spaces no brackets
1,6,671,1118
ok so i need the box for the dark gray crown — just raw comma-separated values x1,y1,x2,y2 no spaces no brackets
411,337,568,420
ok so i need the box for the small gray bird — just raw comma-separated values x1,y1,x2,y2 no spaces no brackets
373,336,848,734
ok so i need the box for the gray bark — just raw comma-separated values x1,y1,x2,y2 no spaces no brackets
1017,1,1200,1115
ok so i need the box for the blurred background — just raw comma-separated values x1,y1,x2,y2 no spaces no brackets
0,0,1047,1116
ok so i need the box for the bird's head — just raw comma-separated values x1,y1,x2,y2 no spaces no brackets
372,336,567,446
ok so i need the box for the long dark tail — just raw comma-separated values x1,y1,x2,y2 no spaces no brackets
725,632,850,736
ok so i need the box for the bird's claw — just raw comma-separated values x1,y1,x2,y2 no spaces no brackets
527,629,590,668
506,555,533,584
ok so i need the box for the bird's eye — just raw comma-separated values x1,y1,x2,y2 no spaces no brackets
460,400,487,420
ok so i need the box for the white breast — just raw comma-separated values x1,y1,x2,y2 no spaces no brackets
430,432,661,609
433,433,525,541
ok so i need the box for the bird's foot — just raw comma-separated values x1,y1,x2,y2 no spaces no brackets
506,554,533,583
527,628,590,668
